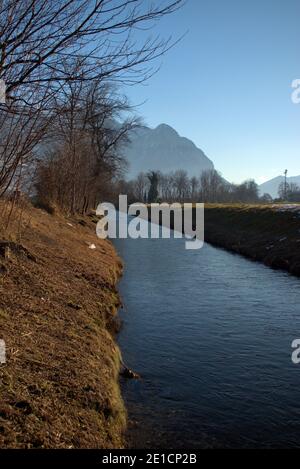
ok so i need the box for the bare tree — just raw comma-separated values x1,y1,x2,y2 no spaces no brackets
158,172,174,201
0,0,184,199
147,171,159,203
132,172,149,202
35,76,140,214
173,169,190,202
190,176,199,200
1,1,184,96
199,170,225,202
278,181,300,202
232,179,259,203
126,168,261,205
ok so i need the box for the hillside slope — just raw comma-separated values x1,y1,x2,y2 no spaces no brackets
259,175,300,198
0,204,125,448
204,204,300,276
124,123,214,178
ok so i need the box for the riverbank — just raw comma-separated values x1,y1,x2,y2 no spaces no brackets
145,202,300,277
204,204,300,277
0,202,125,448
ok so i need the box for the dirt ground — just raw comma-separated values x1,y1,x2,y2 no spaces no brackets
0,202,125,448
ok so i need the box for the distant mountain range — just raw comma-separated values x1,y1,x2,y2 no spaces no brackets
123,124,300,201
124,123,214,179
259,175,300,198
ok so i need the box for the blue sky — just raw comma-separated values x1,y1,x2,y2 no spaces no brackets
126,0,300,184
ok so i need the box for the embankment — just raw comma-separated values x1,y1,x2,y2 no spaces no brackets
146,203,300,277
204,204,300,277
0,203,125,448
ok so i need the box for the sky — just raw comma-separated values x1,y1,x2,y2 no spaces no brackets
125,0,300,184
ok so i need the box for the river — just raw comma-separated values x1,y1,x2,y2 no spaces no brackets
113,214,300,448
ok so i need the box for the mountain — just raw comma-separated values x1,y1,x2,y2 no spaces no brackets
259,175,300,198
123,123,214,179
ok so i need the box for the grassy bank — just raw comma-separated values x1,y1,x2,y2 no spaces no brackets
145,202,300,277
0,203,125,448
204,204,300,277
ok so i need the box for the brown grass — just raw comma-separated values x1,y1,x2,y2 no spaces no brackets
203,204,300,276
0,202,125,448
146,202,300,277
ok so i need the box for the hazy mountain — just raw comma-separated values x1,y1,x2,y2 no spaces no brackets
124,123,214,179
259,175,300,198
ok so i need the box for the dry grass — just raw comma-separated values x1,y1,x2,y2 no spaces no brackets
0,202,125,448
146,202,300,276
203,204,300,276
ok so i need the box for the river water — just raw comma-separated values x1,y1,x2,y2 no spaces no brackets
113,215,300,448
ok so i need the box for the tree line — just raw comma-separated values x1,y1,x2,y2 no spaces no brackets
1,0,298,226
277,181,300,203
120,169,266,204
0,0,183,221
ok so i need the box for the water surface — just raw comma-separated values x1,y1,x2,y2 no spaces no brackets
113,216,300,448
